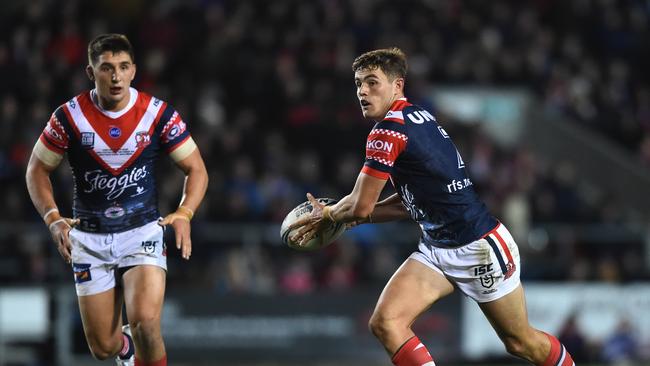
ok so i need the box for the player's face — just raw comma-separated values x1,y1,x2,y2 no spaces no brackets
355,67,403,120
86,51,136,111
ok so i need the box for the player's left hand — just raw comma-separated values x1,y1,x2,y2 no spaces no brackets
288,193,329,247
158,209,192,260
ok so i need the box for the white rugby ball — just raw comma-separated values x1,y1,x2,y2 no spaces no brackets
281,198,346,251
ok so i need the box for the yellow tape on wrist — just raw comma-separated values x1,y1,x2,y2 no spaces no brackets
48,218,68,231
177,206,194,221
43,208,60,225
322,206,337,222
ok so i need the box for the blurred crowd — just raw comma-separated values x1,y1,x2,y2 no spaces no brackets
0,0,649,294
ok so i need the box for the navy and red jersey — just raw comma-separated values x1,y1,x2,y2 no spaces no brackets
39,88,193,233
362,98,497,247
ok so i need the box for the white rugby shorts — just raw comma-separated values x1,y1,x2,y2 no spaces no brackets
69,220,167,296
409,222,521,303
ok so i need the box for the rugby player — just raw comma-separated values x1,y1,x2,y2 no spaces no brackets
290,48,574,366
26,34,208,366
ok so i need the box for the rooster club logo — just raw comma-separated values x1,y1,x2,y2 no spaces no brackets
135,131,151,148
109,126,121,138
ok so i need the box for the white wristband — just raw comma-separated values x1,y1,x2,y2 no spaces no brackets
48,218,68,231
43,208,59,222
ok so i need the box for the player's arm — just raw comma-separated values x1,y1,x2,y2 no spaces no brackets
291,174,404,245
170,146,208,217
327,172,386,222
327,182,409,225
26,141,78,263
367,193,411,223
158,143,208,260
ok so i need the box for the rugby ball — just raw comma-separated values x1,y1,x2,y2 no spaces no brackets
281,198,346,251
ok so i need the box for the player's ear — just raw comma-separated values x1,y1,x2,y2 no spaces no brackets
394,77,404,94
85,65,95,81
130,63,136,81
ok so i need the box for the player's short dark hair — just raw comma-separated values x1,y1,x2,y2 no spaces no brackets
352,47,407,80
87,34,134,65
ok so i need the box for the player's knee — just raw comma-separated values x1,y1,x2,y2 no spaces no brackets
87,337,120,360
130,317,161,341
368,312,399,341
501,335,528,358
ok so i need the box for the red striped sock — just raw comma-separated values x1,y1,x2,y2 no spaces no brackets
391,336,436,366
542,333,574,366
135,355,167,366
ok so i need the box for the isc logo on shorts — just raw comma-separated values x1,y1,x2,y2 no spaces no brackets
142,240,158,253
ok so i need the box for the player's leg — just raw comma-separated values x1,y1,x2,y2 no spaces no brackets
77,288,125,360
479,284,575,365
476,223,575,365
369,258,454,365
70,229,133,362
123,265,167,365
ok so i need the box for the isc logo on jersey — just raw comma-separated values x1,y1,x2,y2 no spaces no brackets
367,139,393,153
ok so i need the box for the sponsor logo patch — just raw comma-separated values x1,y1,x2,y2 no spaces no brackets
104,205,125,219
366,139,393,153
109,126,121,138
81,132,95,149
473,263,494,276
84,166,148,200
167,126,180,139
142,240,158,253
72,263,92,283
406,110,435,124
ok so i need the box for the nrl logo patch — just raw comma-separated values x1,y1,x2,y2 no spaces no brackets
480,274,495,288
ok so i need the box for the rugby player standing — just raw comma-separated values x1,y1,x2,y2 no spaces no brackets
26,34,208,366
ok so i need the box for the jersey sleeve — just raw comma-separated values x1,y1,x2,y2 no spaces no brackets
361,120,408,180
159,106,197,162
34,108,70,166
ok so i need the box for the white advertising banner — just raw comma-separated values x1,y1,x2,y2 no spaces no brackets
461,283,650,358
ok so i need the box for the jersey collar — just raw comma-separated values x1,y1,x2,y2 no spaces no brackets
90,87,138,119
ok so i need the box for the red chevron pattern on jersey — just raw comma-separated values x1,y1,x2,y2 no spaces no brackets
41,113,70,153
61,90,167,175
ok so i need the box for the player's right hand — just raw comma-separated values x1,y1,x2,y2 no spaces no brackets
288,193,329,246
48,218,79,264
